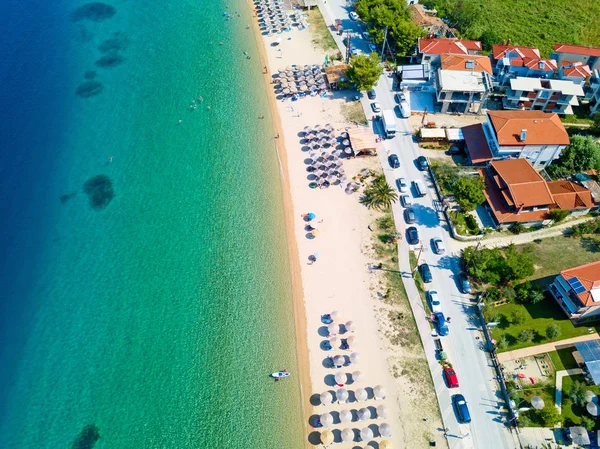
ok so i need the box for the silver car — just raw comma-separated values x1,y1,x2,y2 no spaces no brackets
400,194,411,207
428,290,442,313
396,177,408,193
432,237,446,254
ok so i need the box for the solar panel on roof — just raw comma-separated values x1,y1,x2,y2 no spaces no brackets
568,277,586,294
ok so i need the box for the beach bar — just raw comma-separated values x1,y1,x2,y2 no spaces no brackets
325,64,350,90
346,127,377,156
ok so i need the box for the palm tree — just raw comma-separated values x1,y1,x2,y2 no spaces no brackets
360,175,398,211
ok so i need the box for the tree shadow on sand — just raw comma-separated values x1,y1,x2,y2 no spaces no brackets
71,3,116,22
71,424,100,449
83,175,114,210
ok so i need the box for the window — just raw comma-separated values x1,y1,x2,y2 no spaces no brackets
539,160,548,166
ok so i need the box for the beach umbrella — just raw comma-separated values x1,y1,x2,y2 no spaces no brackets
339,409,353,423
355,387,368,402
380,440,392,449
586,391,597,403
358,407,371,421
341,428,354,443
352,370,362,382
314,251,321,259
343,139,351,146
347,335,357,347
300,85,308,92
350,352,360,364
360,427,374,441
333,355,345,367
330,310,339,320
379,422,392,437
328,323,338,335
303,125,313,133
344,321,355,333
588,401,600,417
531,396,545,410
327,175,337,183
325,123,333,131
335,372,346,385
345,147,353,155
373,385,386,399
328,336,338,347
320,412,334,428
320,430,334,445
340,175,348,183
336,388,349,403
320,391,333,405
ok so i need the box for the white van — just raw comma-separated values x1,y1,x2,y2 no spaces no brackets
413,179,426,197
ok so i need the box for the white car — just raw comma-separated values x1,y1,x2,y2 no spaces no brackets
368,43,377,53
362,31,371,41
432,237,446,254
396,177,408,193
349,11,359,21
371,102,381,113
400,194,411,207
428,291,442,313
395,92,406,103
350,48,363,57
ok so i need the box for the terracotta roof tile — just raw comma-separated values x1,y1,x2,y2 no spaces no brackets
561,61,593,79
462,123,493,164
409,4,445,28
492,44,541,61
561,261,600,306
440,54,492,73
554,43,600,58
522,57,557,72
547,180,594,210
419,38,481,55
490,159,554,207
487,110,570,146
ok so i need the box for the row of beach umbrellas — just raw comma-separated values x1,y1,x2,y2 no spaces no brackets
302,126,352,188
320,385,387,404
330,353,360,367
319,430,392,446
255,0,307,33
317,406,388,424
276,66,326,97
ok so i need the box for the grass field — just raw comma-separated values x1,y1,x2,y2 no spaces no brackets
561,374,600,429
548,347,579,371
444,0,600,56
307,8,338,54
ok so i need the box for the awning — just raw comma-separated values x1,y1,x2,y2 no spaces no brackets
347,127,377,153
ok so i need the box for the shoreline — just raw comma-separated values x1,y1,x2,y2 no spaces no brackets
244,0,314,445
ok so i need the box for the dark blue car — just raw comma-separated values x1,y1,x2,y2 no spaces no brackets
452,394,471,423
388,154,400,169
433,312,449,336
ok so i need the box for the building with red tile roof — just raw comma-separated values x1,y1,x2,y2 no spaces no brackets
492,44,541,62
559,61,593,83
553,43,600,71
409,4,447,36
418,38,481,66
440,54,492,73
550,261,600,322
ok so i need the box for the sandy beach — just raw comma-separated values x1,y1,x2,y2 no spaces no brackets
247,2,446,447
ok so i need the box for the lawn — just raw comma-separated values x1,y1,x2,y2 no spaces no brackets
438,0,600,56
340,101,368,125
548,347,579,371
491,297,598,352
306,8,338,54
561,374,600,429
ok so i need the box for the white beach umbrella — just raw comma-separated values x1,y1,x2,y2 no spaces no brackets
373,385,386,399
328,323,338,335
347,335,357,347
339,409,353,423
586,390,597,403
327,175,337,183
320,412,334,428
352,370,362,382
379,422,392,437
376,404,388,418
380,440,392,449
531,396,545,410
335,372,346,385
333,355,345,367
355,387,368,402
329,336,338,348
588,401,599,417
303,125,313,133
336,388,349,403
358,407,371,421
360,427,374,441
350,352,360,364
341,428,354,443
320,430,334,445
320,391,333,405
345,147,353,155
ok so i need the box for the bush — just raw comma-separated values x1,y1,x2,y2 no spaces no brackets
517,329,534,342
548,209,570,222
497,335,508,349
451,176,486,211
511,310,526,325
569,380,587,407
545,324,560,340
571,219,600,236
462,245,534,285
508,223,525,234
518,414,532,427
501,286,516,302
464,214,479,231
581,416,595,431
536,406,561,427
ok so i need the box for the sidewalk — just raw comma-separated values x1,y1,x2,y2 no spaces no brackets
497,333,600,362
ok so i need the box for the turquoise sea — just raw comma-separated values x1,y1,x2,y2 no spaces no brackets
0,0,304,447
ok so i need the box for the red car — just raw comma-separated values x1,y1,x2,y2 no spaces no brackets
444,367,459,388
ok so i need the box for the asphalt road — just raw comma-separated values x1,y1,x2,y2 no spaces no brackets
316,2,519,447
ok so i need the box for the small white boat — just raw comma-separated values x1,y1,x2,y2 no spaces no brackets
271,370,290,378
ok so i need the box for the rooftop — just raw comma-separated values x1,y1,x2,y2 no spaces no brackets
409,4,445,28
522,57,557,72
547,180,594,210
490,159,554,207
492,44,541,61
324,64,350,84
561,61,593,79
462,124,492,165
438,69,486,92
418,38,481,56
346,127,377,154
554,43,600,58
509,77,585,96
440,54,492,73
561,261,600,307
487,110,570,146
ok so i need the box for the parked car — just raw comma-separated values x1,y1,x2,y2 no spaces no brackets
404,207,416,224
349,11,359,21
396,177,408,193
417,156,428,171
433,312,449,336
459,273,472,294
432,237,445,254
351,48,363,57
362,31,371,41
444,367,459,388
427,290,441,313
371,102,381,113
367,89,376,100
406,226,419,245
388,154,400,169
400,194,411,208
419,263,432,283
368,43,377,53
452,394,471,423
395,92,405,103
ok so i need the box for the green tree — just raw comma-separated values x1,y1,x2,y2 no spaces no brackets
536,406,561,427
462,247,503,284
546,135,600,178
548,208,570,222
480,29,501,51
545,324,560,340
511,310,526,325
347,53,384,91
528,289,545,304
517,329,534,342
451,176,486,211
497,334,508,349
502,244,534,282
581,416,595,431
360,174,398,211
390,20,425,56
568,380,587,407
